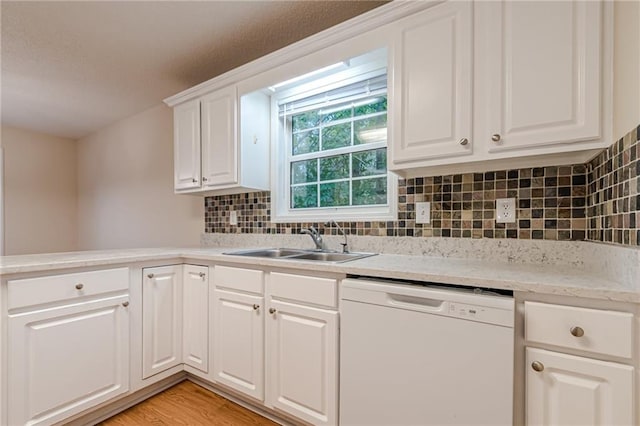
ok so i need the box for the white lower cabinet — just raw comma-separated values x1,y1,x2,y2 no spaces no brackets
212,288,264,400
142,265,183,379
266,299,338,425
183,265,210,373
526,348,634,426
8,295,130,426
524,301,636,426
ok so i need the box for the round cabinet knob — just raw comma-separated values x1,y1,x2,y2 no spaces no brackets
253,304,260,310
202,177,208,182
122,301,130,307
531,361,544,372
570,326,585,337
199,272,206,279
75,283,84,290
269,308,277,314
147,273,154,279
459,138,469,146
192,178,197,183
491,134,502,142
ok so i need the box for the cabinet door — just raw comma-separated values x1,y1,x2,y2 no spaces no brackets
201,85,238,187
212,289,264,401
479,1,605,152
183,265,209,373
174,99,201,190
142,265,183,379
266,300,338,425
390,1,473,166
526,348,634,426
8,296,130,426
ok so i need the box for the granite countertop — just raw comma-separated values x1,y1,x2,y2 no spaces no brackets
1,246,638,303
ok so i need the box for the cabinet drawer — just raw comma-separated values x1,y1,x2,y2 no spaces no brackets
214,265,263,294
269,272,337,308
8,268,129,310
525,301,634,359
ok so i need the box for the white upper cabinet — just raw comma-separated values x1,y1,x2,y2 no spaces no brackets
479,0,605,152
390,0,612,176
201,86,238,187
171,85,270,195
390,1,473,165
173,100,201,190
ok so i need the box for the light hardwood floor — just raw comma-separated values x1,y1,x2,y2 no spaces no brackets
99,381,278,425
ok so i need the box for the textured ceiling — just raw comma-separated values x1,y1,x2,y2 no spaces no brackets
1,1,387,139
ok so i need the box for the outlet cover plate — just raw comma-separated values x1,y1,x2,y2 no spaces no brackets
229,210,238,226
496,198,516,223
416,202,431,224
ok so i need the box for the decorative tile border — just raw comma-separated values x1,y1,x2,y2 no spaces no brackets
204,124,640,248
205,165,588,241
587,125,640,246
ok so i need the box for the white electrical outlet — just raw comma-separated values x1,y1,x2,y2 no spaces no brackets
229,210,238,226
496,198,516,223
416,202,431,224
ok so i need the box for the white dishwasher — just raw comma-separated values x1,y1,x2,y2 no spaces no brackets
340,277,514,426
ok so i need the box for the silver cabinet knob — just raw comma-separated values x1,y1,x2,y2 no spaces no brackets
75,283,84,290
570,326,584,337
269,308,277,314
459,138,469,146
491,134,501,142
199,272,206,279
253,304,260,310
122,301,129,307
531,361,544,372
202,177,208,182
192,178,197,183
147,273,154,279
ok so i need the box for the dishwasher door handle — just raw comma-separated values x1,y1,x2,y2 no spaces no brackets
387,293,447,313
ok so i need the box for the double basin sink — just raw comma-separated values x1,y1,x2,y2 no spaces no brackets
224,248,376,263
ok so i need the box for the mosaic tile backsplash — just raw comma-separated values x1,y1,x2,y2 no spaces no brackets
205,125,640,247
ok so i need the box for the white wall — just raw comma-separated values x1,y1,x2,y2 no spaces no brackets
613,0,640,140
1,126,78,255
76,103,202,249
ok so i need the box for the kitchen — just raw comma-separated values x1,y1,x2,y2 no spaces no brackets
1,0,639,425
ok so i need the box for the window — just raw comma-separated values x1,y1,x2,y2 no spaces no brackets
270,57,396,222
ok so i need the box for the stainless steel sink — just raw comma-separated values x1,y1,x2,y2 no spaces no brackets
223,248,376,263
287,251,376,262
223,248,307,258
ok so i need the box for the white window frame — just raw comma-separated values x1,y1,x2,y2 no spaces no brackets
270,61,397,223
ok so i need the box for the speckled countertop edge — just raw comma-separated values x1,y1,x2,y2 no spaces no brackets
1,247,638,303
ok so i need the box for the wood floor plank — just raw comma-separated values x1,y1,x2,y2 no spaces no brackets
99,381,277,426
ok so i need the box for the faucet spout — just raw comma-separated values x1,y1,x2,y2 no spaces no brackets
325,220,349,253
301,226,324,250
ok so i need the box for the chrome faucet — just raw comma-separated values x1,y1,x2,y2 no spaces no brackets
301,226,324,250
325,220,349,253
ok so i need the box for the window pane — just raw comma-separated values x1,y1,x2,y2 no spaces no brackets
320,181,349,207
354,96,387,116
321,122,351,151
291,159,317,184
291,185,318,208
292,129,319,155
354,115,387,145
352,148,387,177
320,105,352,124
353,177,387,205
320,154,349,181
292,111,319,132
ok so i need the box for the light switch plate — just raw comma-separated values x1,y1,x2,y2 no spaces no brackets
496,198,516,223
229,210,238,226
416,202,431,224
